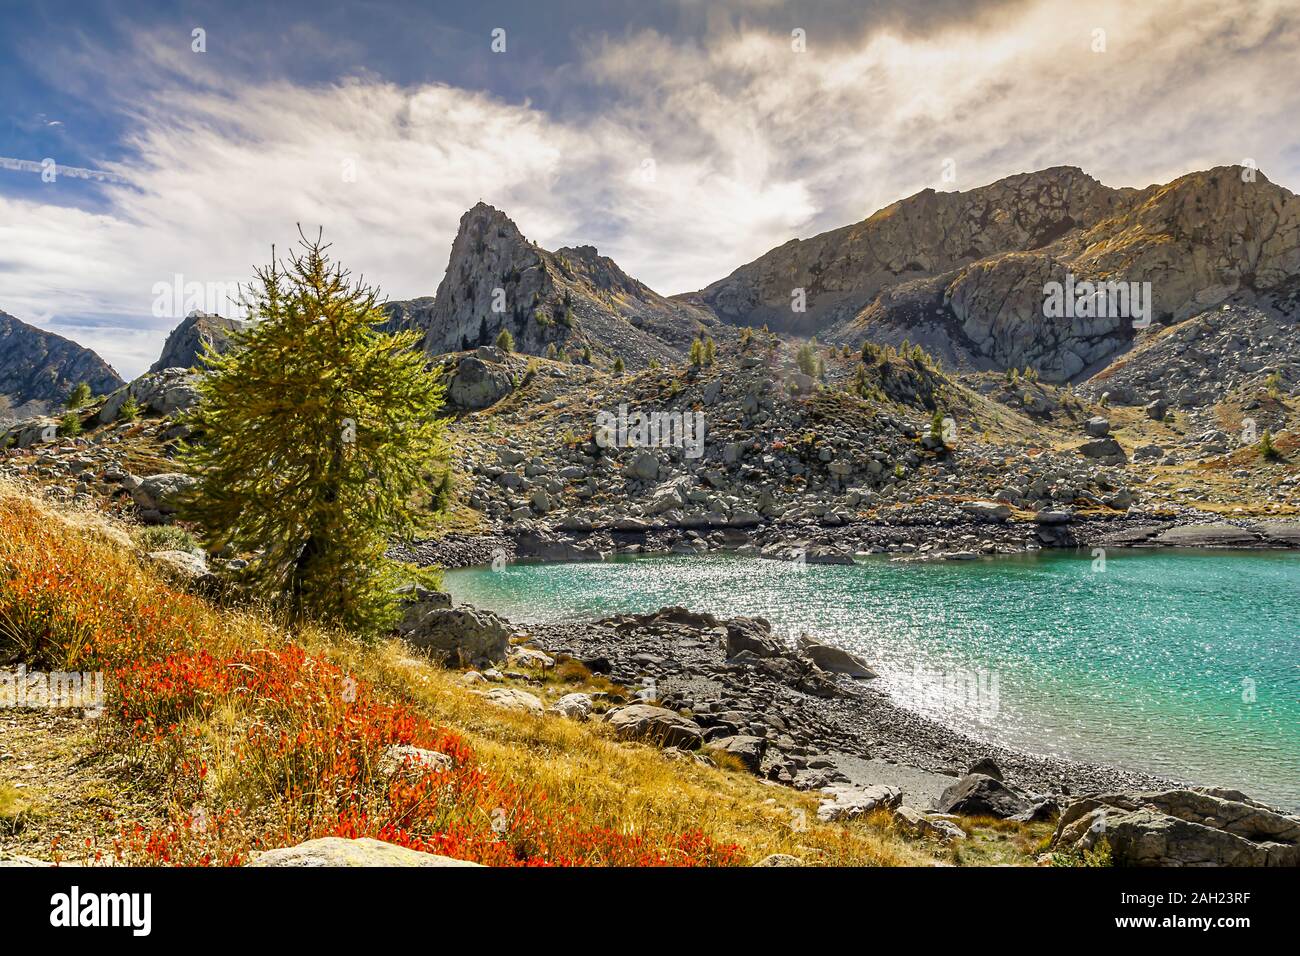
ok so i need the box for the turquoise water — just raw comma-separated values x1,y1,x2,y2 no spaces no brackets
446,550,1300,809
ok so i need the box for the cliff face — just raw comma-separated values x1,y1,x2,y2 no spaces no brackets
149,312,248,373
681,166,1300,382
390,203,721,368
0,310,123,419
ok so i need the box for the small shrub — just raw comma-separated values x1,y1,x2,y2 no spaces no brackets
611,356,625,375
1260,430,1280,460
66,382,92,409
58,411,82,438
495,329,515,352
135,525,200,554
119,396,141,422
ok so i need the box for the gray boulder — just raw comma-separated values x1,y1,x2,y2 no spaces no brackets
795,634,876,678
130,472,197,514
935,773,1032,818
607,704,703,750
446,356,513,411
398,605,512,668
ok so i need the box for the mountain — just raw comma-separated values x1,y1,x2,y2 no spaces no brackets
0,310,124,419
680,166,1300,382
386,202,722,367
149,312,248,373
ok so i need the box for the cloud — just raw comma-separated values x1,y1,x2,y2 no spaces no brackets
1,0,1298,379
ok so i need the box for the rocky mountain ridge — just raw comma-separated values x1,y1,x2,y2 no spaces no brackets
387,202,724,368
0,310,123,420
681,166,1300,385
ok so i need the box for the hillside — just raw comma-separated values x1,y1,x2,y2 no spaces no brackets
0,310,123,420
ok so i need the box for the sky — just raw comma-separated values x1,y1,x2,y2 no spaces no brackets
2,0,1299,379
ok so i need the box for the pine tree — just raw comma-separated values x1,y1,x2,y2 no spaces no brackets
495,328,514,352
702,336,716,366
66,382,92,409
689,338,704,366
59,410,82,437
612,356,625,375
119,396,141,422
179,231,447,635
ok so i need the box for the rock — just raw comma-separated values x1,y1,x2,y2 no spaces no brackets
606,704,704,750
1050,788,1300,866
99,368,202,423
1076,437,1126,462
145,549,211,584
1152,523,1260,548
704,734,767,772
625,449,660,482
508,646,555,669
1033,509,1072,525
723,616,783,659
378,745,452,779
795,635,876,678
934,773,1032,818
1084,416,1111,437
960,500,1011,522
399,606,512,668
1252,521,1300,548
149,312,246,373
754,853,802,867
1145,398,1169,420
893,805,967,842
129,472,197,514
817,783,902,822
966,757,1003,781
484,687,544,714
249,837,481,867
446,356,514,411
802,543,855,565
549,693,594,720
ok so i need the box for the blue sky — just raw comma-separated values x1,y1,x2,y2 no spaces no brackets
2,0,1299,378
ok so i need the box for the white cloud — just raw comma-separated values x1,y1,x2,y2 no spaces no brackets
1,0,1297,379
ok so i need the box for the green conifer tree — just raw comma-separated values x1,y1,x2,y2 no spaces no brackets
180,231,447,635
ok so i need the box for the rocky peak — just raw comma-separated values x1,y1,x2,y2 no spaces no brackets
398,203,720,368
149,311,248,373
0,309,123,420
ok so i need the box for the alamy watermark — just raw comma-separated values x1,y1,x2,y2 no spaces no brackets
151,274,247,319
1,665,104,717
1043,273,1152,329
595,403,705,459
907,664,1000,721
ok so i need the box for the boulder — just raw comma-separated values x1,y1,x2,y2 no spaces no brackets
935,773,1032,818
802,543,856,564
795,635,877,679
1048,788,1300,866
145,549,213,586
754,853,802,867
549,693,594,720
1076,437,1126,462
377,745,452,779
484,687,544,714
249,837,481,867
1084,416,1111,437
399,606,512,668
446,356,513,410
893,805,967,842
723,616,783,659
625,449,660,482
704,734,767,773
129,472,197,514
1152,523,1260,548
606,704,703,750
99,368,202,423
966,757,1003,781
816,783,902,822
960,500,1011,522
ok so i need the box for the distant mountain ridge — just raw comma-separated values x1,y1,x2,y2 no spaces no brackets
678,165,1300,382
150,312,248,373
0,310,123,419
